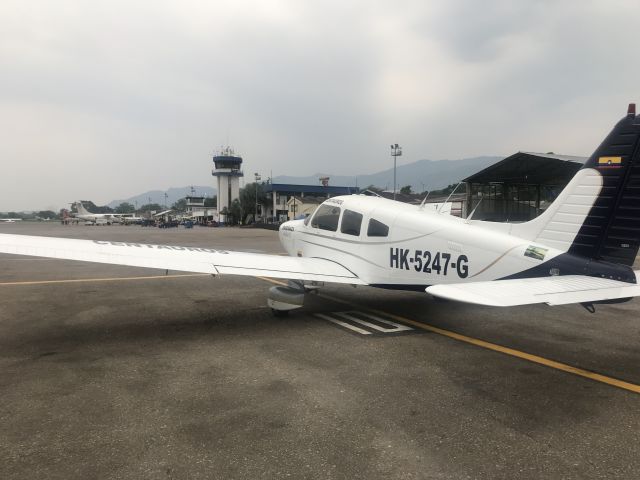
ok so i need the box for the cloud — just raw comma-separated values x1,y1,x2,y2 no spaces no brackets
1,0,639,210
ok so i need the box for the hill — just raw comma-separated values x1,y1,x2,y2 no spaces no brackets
272,156,501,191
107,156,502,207
108,186,216,209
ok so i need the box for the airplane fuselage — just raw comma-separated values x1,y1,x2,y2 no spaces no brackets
278,193,633,290
72,213,121,223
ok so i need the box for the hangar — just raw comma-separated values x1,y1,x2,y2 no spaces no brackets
463,151,587,222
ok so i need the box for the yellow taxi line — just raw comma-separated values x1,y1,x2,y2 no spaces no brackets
256,276,640,395
5,272,638,394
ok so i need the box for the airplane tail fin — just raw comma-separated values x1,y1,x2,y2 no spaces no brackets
515,104,640,265
74,201,90,215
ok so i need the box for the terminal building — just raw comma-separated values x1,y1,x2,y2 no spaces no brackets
185,195,218,224
263,183,359,222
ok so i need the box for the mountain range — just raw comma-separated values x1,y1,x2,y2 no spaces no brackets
107,156,502,207
108,186,216,209
271,156,501,192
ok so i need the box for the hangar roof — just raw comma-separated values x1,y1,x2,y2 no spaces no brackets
463,151,588,185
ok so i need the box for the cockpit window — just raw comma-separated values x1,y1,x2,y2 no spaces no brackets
367,218,389,237
310,204,341,231
304,205,320,225
303,210,314,226
340,209,363,236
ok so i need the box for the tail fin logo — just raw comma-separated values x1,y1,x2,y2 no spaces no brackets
598,156,623,168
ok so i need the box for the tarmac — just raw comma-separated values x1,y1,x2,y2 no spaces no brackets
1,222,640,480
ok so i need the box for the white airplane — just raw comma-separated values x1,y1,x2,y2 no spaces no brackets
120,214,145,224
70,201,123,224
0,218,21,223
1,105,640,314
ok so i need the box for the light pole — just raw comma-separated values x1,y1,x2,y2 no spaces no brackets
390,144,402,200
254,173,261,222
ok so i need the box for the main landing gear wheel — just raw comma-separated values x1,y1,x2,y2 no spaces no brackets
267,284,305,316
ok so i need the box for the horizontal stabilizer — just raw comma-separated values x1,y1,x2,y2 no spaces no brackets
0,234,365,285
426,274,640,307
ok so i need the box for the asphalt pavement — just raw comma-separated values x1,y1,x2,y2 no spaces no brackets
1,223,639,480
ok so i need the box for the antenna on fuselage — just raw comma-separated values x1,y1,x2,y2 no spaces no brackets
418,191,430,210
437,182,463,214
465,196,484,224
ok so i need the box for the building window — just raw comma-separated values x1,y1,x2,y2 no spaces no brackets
367,218,389,237
311,204,341,231
340,209,363,236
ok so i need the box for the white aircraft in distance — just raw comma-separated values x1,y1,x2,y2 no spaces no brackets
2,104,640,314
116,213,145,224
0,218,22,223
70,201,123,224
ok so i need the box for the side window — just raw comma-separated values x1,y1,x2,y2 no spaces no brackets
367,218,389,237
340,209,363,236
310,204,341,231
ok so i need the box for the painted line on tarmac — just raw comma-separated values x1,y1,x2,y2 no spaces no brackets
256,276,640,395
315,311,415,335
0,273,211,286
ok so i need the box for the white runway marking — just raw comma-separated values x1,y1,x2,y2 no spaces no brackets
315,311,414,335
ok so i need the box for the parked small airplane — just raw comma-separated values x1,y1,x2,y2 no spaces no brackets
0,218,21,223
70,201,123,224
1,105,640,314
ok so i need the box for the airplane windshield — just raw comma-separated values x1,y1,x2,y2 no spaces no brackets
304,206,318,226
311,204,341,231
340,209,363,236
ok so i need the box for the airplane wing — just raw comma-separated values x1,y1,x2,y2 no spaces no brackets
426,274,640,307
0,234,365,285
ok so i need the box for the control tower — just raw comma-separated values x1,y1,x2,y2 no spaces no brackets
212,147,244,223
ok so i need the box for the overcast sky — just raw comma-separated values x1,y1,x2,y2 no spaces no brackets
2,0,640,211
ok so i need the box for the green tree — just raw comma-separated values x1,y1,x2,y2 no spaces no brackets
239,182,269,219
139,203,164,213
171,198,187,212
37,210,58,220
114,202,135,214
400,185,412,195
229,199,243,224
